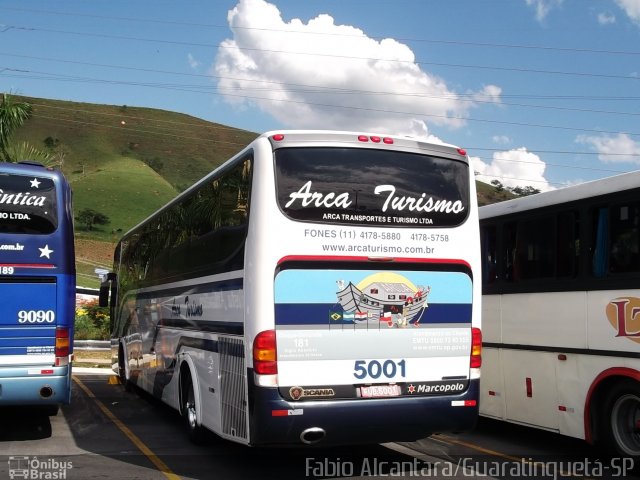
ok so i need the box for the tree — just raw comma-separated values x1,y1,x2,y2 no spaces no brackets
0,94,55,165
43,136,60,149
6,142,54,164
0,93,32,162
511,185,541,197
490,179,504,193
76,208,110,231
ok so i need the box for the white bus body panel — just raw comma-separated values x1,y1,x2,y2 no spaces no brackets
481,288,640,440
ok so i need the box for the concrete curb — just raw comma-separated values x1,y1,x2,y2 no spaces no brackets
73,367,114,375
75,340,110,350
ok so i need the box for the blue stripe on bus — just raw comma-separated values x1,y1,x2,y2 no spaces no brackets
160,318,243,335
134,278,243,300
274,303,472,325
0,327,56,337
0,348,54,355
0,337,54,347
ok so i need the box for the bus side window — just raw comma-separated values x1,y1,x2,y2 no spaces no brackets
481,225,497,284
591,207,609,278
556,211,579,278
609,203,640,274
503,221,518,282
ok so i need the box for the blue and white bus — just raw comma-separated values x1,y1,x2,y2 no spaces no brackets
103,131,481,446
0,162,75,413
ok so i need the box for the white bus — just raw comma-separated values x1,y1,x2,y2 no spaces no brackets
101,130,482,446
479,170,640,458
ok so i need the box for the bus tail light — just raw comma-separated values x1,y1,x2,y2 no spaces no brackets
253,330,277,375
470,328,482,369
55,327,70,366
357,135,394,144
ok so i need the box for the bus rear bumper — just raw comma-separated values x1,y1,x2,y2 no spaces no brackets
248,378,479,447
0,365,71,405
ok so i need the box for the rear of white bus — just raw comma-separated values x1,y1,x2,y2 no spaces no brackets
245,131,481,446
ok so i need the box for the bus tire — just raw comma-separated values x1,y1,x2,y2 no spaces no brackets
599,379,640,458
118,345,133,392
43,405,59,416
182,373,206,444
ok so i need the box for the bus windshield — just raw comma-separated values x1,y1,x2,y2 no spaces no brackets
274,147,469,227
0,173,57,234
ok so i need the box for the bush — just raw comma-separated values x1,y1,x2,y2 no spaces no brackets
75,299,110,340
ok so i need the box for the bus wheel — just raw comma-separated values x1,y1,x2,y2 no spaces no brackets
118,346,133,392
182,374,206,444
600,380,640,458
42,405,59,416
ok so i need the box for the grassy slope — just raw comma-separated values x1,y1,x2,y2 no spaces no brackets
72,156,178,241
476,178,515,206
10,96,257,287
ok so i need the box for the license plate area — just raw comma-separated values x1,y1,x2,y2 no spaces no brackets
359,384,401,398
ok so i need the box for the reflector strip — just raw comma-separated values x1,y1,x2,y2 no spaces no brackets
271,409,303,417
27,369,54,375
451,400,477,407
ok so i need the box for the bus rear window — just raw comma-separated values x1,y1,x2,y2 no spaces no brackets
274,147,469,227
0,173,57,234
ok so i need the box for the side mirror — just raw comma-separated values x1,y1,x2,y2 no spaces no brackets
99,281,110,307
98,273,116,307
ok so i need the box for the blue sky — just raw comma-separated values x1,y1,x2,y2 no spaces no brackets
1,0,639,191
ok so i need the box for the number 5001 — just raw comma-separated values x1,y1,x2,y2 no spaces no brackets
353,359,406,380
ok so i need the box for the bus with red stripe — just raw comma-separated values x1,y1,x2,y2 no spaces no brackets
0,161,75,414
480,170,640,459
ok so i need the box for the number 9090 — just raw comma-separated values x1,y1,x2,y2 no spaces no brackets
18,310,56,323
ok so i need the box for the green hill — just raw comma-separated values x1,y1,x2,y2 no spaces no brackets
71,156,177,240
10,95,257,286
8,95,510,287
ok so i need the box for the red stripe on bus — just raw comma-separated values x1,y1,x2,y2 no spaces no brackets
0,264,55,268
583,367,640,444
277,255,471,268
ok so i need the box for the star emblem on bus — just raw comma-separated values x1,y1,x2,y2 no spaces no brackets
30,178,41,188
39,245,54,259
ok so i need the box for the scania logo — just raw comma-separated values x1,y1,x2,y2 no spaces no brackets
289,387,304,401
289,386,335,400
606,297,640,344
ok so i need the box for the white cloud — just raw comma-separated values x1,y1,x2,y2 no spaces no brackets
472,85,502,105
187,53,201,69
471,147,555,192
492,135,511,145
615,0,640,25
597,12,617,25
576,133,640,163
213,0,501,139
525,0,564,21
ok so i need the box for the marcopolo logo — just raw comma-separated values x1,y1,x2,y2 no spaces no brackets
407,381,467,395
606,297,640,344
